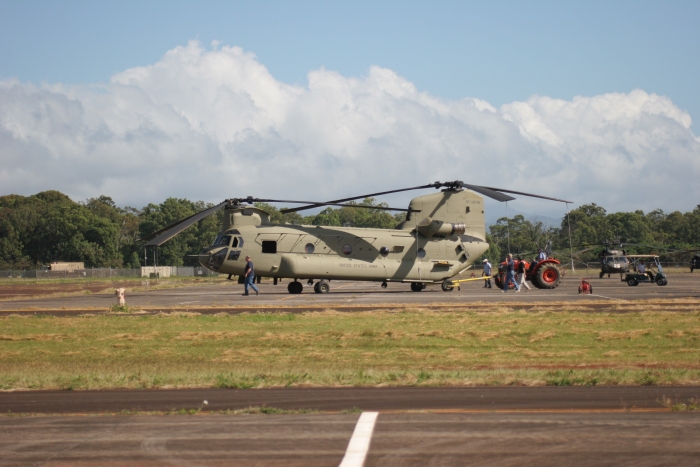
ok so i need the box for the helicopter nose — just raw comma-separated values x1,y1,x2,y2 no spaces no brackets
204,248,228,271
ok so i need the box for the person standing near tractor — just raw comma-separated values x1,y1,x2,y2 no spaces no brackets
243,256,259,296
516,257,531,291
502,254,520,293
482,258,492,289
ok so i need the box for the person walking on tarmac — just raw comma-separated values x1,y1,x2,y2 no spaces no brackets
482,258,492,288
516,257,531,291
502,254,520,293
243,256,259,296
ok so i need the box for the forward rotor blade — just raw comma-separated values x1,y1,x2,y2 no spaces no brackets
280,183,441,214
142,202,228,246
477,186,573,203
254,199,416,212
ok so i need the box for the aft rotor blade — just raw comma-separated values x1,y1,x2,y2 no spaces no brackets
280,183,441,214
477,186,573,203
142,201,228,246
459,183,516,202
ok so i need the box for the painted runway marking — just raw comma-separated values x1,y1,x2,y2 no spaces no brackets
588,294,627,301
339,411,378,467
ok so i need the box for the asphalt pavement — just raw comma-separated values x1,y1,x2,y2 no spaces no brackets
1,411,699,466
1,273,699,313
3,386,699,414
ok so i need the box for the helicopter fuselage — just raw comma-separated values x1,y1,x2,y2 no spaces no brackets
200,224,487,283
198,189,489,284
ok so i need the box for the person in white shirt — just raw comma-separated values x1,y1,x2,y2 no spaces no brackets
537,249,547,262
482,259,492,289
637,260,646,274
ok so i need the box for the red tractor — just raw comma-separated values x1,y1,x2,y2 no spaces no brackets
494,258,563,290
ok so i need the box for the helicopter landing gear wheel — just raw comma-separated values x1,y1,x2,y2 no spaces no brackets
441,280,455,292
410,282,425,292
313,280,330,294
287,281,303,294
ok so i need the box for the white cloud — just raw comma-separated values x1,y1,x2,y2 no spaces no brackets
1,40,698,216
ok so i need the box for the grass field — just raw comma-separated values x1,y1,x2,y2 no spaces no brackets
1,306,700,391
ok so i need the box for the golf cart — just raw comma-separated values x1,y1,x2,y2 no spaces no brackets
622,255,668,286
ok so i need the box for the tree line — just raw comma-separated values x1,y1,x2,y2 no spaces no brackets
1,191,698,269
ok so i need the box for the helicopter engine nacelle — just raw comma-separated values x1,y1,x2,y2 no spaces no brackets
416,217,466,238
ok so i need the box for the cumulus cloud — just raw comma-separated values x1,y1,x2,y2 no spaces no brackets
1,40,698,216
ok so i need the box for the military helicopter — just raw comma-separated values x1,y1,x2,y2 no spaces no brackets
596,241,631,278
575,239,677,278
660,248,700,272
141,181,571,294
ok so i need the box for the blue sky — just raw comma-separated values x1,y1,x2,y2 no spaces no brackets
2,0,699,129
1,0,699,215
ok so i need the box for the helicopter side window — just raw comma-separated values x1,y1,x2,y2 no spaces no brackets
238,237,244,248
232,237,238,248
262,241,277,254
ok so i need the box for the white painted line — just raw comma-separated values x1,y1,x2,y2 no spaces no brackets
339,411,378,467
588,294,627,301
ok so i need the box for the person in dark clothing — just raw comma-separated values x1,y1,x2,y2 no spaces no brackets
502,254,520,293
516,257,531,291
243,256,259,296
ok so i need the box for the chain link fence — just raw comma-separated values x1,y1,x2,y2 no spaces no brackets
0,267,219,280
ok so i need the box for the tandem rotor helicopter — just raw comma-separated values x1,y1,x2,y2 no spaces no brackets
141,181,572,294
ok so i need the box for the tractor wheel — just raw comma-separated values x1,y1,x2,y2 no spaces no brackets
627,278,637,286
494,275,504,289
535,265,561,289
441,280,455,292
410,282,425,292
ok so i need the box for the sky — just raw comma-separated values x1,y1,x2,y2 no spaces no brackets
1,0,699,219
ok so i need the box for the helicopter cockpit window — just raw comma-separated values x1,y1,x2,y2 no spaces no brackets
213,235,232,247
238,237,244,248
232,237,239,248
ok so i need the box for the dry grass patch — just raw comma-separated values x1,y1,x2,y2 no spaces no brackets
1,308,700,390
